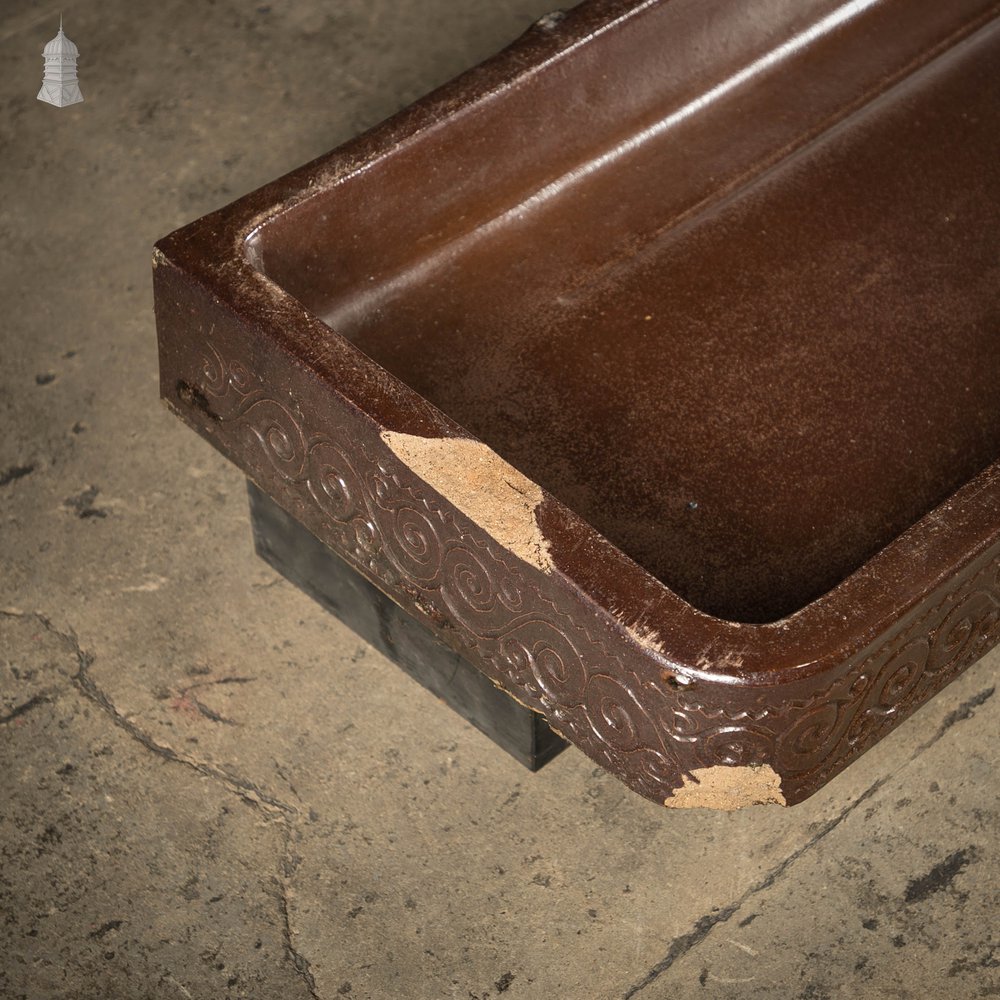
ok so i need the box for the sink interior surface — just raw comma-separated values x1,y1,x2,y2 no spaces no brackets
252,11,1000,623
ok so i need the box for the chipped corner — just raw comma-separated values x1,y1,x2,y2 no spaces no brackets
664,764,787,811
379,430,553,572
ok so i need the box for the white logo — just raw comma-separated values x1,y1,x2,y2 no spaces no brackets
38,17,83,108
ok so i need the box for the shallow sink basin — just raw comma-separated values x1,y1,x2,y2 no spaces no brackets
154,0,1000,808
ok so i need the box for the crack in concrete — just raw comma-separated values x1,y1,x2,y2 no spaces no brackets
171,675,258,727
74,661,294,816
182,675,258,691
1,610,295,818
7,609,324,995
622,683,997,998
621,773,892,999
277,825,322,1000
934,685,994,740
188,694,241,726
0,692,52,724
274,759,303,803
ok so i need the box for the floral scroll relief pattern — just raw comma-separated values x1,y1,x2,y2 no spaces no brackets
774,554,1000,793
193,344,1000,802
197,346,682,800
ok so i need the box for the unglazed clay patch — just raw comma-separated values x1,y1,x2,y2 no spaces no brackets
665,764,786,810
381,431,553,573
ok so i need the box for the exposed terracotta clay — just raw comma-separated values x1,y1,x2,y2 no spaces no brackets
664,765,787,811
381,431,553,573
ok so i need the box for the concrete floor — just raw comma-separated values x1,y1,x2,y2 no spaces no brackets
1,1,998,997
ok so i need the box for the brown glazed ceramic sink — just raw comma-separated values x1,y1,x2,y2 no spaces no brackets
154,0,1000,808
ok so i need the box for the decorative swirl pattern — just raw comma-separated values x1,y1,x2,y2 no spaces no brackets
868,639,929,714
177,343,1000,806
306,441,363,523
700,726,775,769
442,544,501,614
774,559,1000,796
381,503,443,583
242,398,309,481
630,746,681,800
583,674,647,753
439,542,529,623
782,699,850,773
495,618,591,705
200,343,228,395
927,591,1000,675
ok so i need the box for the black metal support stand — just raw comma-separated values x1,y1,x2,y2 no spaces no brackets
247,480,567,770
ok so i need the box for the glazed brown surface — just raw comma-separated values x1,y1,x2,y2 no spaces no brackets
254,6,1000,623
157,0,1000,805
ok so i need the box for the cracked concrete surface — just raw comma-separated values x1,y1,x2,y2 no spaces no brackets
1,1,998,998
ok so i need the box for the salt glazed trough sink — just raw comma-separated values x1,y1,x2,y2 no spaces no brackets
154,0,1000,809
